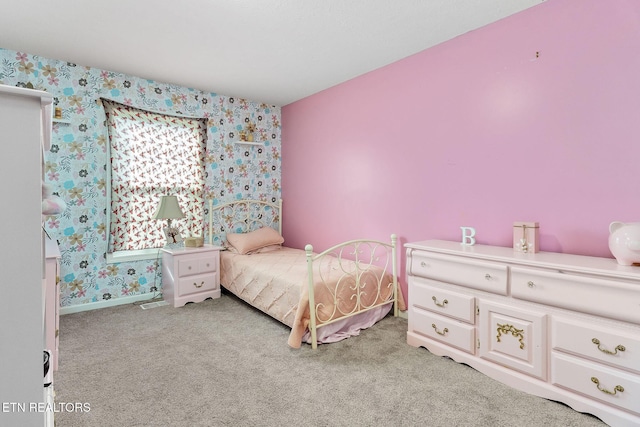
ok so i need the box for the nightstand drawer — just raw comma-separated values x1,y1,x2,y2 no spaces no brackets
178,273,218,297
178,256,217,277
410,251,507,295
409,276,476,324
552,316,640,374
552,352,640,415
199,257,217,273
409,307,475,354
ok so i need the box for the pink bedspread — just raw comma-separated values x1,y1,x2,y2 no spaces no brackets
219,247,404,348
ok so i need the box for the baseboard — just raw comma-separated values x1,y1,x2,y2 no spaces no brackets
59,293,163,315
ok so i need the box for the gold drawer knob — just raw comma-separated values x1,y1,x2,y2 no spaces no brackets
431,323,449,336
485,273,492,280
432,296,448,308
591,377,624,395
420,261,427,267
592,338,626,355
527,281,535,288
193,281,204,288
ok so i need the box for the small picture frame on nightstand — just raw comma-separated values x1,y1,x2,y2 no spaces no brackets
164,227,183,245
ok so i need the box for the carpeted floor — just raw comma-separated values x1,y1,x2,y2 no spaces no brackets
52,293,607,426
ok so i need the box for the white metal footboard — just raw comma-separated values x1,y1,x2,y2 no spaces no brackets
305,235,398,349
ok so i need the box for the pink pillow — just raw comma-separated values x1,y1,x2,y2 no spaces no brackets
226,227,284,255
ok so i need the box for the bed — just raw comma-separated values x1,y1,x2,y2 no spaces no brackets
206,199,404,349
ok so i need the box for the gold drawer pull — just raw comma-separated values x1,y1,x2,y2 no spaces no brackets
592,338,626,355
591,377,624,395
527,281,535,288
193,281,204,288
485,273,492,280
431,323,448,336
432,296,448,308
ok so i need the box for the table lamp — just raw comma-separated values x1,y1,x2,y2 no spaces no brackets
153,195,185,245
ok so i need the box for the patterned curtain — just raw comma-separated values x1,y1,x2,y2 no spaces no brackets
103,100,207,252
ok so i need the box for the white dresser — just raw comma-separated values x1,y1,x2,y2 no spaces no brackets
0,84,53,426
406,240,640,427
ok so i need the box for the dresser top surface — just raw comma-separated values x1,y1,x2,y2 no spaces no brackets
406,239,640,281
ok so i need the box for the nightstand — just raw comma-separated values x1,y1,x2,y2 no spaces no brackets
161,244,222,307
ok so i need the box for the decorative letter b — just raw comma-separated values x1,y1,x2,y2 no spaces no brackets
461,227,476,246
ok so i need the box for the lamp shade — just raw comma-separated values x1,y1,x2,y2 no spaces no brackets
153,195,185,220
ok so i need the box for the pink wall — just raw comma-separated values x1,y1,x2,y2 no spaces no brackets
282,0,640,303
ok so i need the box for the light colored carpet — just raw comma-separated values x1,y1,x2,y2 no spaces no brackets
53,293,606,427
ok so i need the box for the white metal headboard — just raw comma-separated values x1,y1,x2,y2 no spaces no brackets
207,199,282,245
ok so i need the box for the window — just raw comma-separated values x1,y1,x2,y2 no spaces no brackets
103,100,207,258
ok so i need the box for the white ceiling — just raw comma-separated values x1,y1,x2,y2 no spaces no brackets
0,0,544,106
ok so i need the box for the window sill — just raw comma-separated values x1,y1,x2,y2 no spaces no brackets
106,248,163,264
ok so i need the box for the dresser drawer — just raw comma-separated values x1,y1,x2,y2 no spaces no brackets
511,266,640,324
409,276,475,323
409,307,476,354
552,352,640,415
409,251,508,295
178,273,218,297
552,317,640,374
178,255,217,277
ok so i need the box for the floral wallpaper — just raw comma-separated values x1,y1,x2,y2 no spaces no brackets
0,48,281,308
